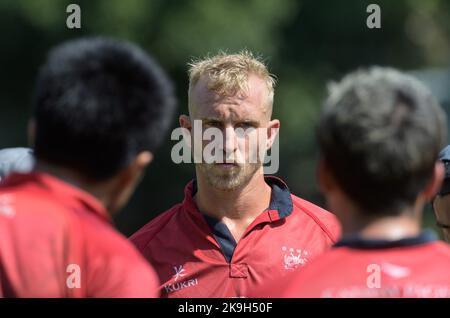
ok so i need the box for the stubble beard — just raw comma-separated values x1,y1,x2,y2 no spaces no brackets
196,162,261,191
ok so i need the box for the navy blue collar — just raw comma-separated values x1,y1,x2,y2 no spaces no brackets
190,176,293,218
192,176,293,263
203,214,236,262
334,231,437,249
266,176,293,218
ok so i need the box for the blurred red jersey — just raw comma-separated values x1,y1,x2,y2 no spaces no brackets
0,172,159,298
130,176,341,298
254,232,450,298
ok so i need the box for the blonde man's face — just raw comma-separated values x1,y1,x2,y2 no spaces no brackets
185,74,279,191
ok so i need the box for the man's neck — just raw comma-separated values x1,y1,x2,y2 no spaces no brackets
35,160,110,211
194,169,272,241
339,203,423,241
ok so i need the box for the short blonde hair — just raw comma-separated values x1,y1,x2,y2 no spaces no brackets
188,50,276,114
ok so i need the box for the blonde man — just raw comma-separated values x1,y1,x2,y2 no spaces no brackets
130,51,340,298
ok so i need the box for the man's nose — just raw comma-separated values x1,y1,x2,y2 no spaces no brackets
222,126,238,154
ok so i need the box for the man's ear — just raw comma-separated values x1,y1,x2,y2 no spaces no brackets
179,115,192,130
130,151,153,177
432,195,439,214
422,161,445,200
27,119,36,147
119,151,153,185
317,157,337,194
107,151,153,214
266,119,280,150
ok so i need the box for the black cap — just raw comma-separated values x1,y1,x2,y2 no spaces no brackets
438,145,450,196
0,148,34,182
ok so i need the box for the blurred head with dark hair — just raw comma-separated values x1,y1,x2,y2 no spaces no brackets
317,67,447,236
30,37,176,213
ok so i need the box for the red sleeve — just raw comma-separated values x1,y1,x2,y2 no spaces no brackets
85,250,160,298
293,196,342,243
0,200,75,297
83,221,160,298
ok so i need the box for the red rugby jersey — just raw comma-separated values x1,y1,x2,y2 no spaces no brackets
255,232,450,298
130,176,341,298
0,172,159,298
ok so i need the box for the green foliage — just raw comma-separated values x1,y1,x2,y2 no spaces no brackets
0,0,448,235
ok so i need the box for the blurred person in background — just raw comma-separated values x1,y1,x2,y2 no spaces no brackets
432,145,450,242
0,37,176,297
254,67,450,298
0,148,34,183
130,51,340,298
